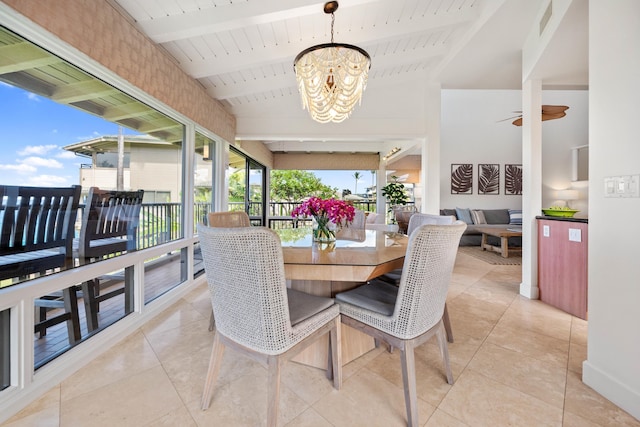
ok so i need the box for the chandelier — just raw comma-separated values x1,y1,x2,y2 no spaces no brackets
293,1,371,123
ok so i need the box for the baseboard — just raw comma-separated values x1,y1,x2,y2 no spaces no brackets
519,281,539,299
583,360,640,421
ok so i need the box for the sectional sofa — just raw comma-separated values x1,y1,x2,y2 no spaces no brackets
440,208,522,246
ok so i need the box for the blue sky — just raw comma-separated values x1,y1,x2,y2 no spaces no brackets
0,82,125,187
0,82,374,192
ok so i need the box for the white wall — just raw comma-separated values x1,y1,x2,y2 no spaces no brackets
440,89,588,213
583,0,640,420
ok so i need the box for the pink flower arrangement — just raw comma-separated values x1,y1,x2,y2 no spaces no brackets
291,197,356,225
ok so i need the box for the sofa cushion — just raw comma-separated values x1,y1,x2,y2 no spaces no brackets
482,209,510,224
440,208,457,218
471,210,487,224
455,207,473,224
509,209,523,225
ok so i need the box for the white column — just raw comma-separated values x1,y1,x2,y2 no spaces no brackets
423,81,441,214
520,79,542,299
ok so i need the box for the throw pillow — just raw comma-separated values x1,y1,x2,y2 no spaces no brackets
509,209,523,225
455,207,473,224
471,209,487,224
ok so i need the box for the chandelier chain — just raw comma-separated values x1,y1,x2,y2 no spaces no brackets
330,12,335,43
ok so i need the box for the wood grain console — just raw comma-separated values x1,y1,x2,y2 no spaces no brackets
537,217,588,319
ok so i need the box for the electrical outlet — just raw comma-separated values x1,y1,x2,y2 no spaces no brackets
543,225,550,237
569,228,581,242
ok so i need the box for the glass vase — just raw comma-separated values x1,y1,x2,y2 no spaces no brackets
312,215,336,242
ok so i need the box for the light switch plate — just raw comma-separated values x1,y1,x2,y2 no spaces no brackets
569,228,582,242
543,225,550,237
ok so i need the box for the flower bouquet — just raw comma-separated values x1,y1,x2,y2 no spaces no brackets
292,197,356,242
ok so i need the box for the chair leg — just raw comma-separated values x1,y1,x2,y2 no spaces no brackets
267,355,283,427
62,287,81,344
400,340,419,427
443,303,454,343
436,323,454,385
208,309,215,331
201,331,225,410
327,316,342,389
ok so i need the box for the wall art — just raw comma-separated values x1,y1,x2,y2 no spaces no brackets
451,164,473,194
505,164,523,195
478,164,500,195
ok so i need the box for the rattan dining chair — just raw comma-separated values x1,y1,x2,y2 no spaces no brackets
376,213,457,342
205,210,251,331
197,225,342,426
335,222,465,427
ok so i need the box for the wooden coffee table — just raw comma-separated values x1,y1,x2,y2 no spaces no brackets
477,226,522,258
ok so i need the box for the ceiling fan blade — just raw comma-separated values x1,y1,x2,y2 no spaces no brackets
541,105,569,114
512,117,523,126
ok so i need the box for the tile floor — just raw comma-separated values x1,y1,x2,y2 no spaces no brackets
5,250,640,426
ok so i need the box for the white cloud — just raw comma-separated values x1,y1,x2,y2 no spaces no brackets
18,156,63,169
24,175,70,187
0,163,37,174
27,93,40,102
56,150,77,159
18,144,58,156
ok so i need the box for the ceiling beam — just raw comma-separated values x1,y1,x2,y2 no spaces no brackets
0,42,62,74
51,80,119,104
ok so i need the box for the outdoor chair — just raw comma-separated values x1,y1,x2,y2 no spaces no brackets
77,187,144,332
0,185,82,345
392,204,417,234
198,225,342,427
205,210,251,330
376,213,458,342
335,222,466,427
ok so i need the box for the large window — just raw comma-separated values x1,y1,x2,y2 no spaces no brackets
0,25,198,369
227,147,266,225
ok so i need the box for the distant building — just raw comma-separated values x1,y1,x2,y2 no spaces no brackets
64,135,183,203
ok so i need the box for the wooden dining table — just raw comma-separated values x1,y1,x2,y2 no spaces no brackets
276,227,409,368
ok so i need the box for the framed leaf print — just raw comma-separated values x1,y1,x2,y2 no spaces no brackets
505,164,523,195
451,164,473,194
478,164,500,195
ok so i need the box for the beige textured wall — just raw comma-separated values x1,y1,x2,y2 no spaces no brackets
274,153,379,170
4,0,236,143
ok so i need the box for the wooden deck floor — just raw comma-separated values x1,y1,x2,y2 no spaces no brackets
34,252,203,369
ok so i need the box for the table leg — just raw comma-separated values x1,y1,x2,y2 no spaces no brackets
481,233,488,251
500,236,508,258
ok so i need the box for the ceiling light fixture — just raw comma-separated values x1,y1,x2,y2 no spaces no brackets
293,1,371,124
382,147,401,161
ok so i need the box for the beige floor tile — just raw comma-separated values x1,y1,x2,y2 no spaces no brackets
313,368,436,427
570,316,588,346
497,308,572,344
564,371,640,427
418,331,484,370
364,344,459,408
447,307,497,341
185,372,309,427
486,321,569,367
340,345,386,380
285,408,333,427
141,298,208,336
562,411,605,427
467,342,567,408
142,317,212,364
3,386,60,427
448,292,509,323
568,342,586,375
459,279,519,307
60,330,161,402
60,365,184,426
144,405,197,427
438,370,563,427
282,359,342,406
425,409,470,427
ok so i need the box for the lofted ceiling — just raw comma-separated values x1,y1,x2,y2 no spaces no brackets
110,0,588,162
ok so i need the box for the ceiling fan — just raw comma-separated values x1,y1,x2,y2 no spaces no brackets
503,105,569,126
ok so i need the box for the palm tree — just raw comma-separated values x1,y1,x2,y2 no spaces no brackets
353,171,362,194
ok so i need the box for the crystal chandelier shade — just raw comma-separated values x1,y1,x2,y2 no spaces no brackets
293,2,371,124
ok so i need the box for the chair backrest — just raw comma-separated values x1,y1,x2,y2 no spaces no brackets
406,213,455,235
392,205,417,234
0,185,81,279
392,221,466,339
207,211,251,228
365,212,385,225
349,209,366,229
197,225,293,353
78,187,144,258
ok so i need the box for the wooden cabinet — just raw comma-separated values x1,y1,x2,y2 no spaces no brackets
537,218,588,319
